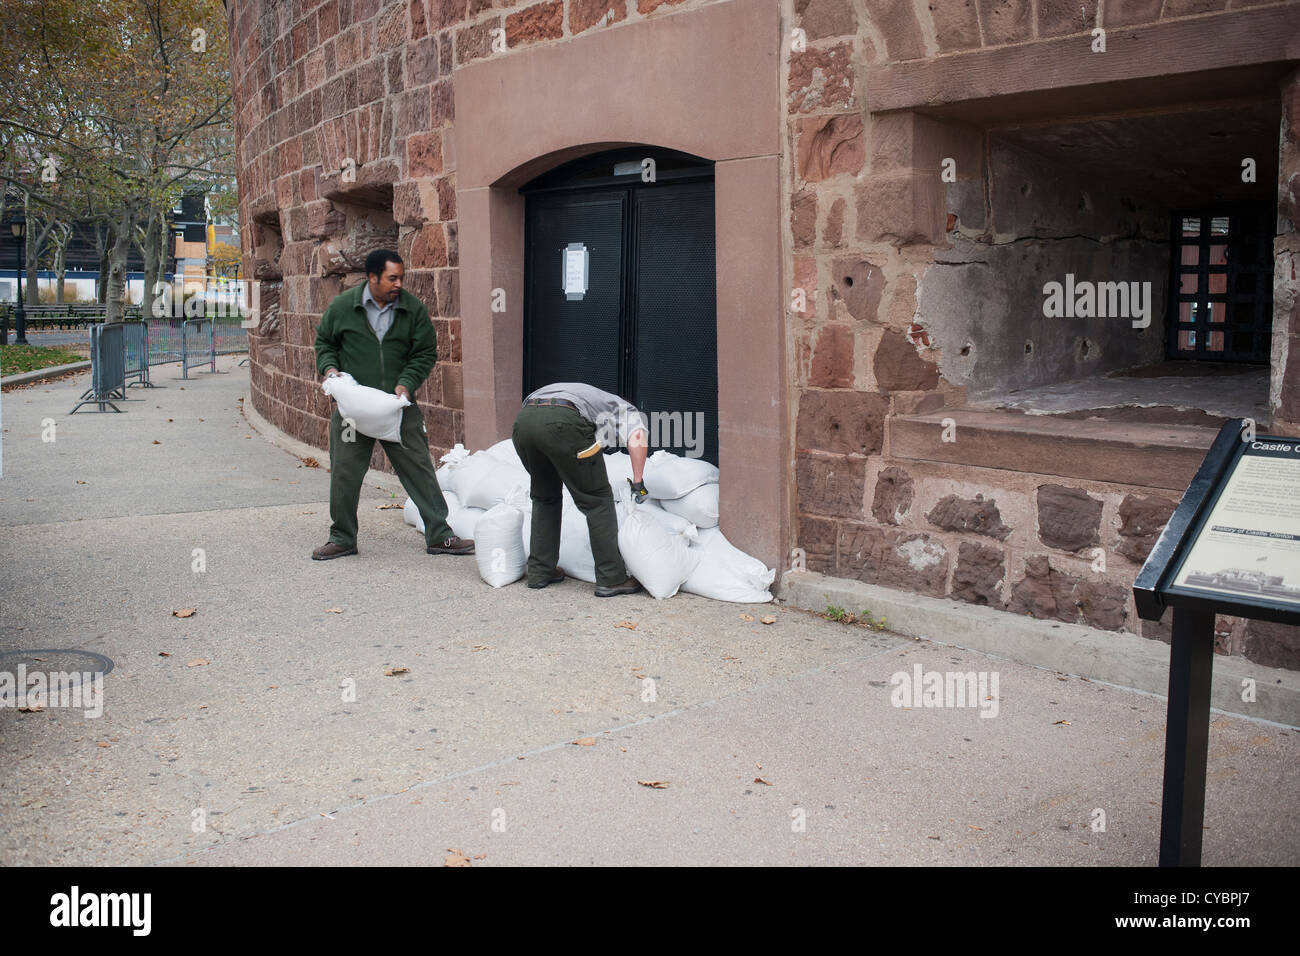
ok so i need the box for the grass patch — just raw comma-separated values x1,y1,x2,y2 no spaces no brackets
1,344,86,376
822,604,888,631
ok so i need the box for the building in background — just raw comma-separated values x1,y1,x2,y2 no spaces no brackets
223,0,1300,669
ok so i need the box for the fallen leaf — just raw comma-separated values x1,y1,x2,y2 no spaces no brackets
18,702,44,713
1054,720,1071,725
473,854,487,860
158,651,170,657
152,439,160,444
186,659,209,668
444,848,471,867
167,418,173,422
173,608,197,618
638,780,669,789
76,480,86,484
754,777,772,786
324,607,344,614
760,615,776,625
197,705,208,709
614,621,637,630
96,741,110,748
572,737,596,747
471,644,492,652
968,824,984,831
300,456,320,468
384,666,410,677
739,613,754,622
376,503,402,510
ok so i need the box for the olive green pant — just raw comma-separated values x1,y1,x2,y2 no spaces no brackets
328,404,454,549
511,404,628,588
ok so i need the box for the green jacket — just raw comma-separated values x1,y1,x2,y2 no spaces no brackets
313,283,437,395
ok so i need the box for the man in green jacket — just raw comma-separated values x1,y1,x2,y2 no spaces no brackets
311,249,472,560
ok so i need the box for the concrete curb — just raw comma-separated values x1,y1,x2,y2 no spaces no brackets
778,571,1300,727
1,360,91,387
239,389,407,498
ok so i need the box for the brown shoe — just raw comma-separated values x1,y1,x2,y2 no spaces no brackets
427,536,475,555
312,542,358,561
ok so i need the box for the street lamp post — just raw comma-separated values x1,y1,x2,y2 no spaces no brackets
11,213,28,345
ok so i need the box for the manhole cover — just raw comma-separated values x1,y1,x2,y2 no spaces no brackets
0,649,114,683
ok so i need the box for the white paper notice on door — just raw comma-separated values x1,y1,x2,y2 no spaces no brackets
563,243,588,301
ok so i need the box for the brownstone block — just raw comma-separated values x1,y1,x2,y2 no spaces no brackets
406,36,438,87
791,188,817,249
824,198,845,247
1100,0,1161,26
409,223,448,269
431,81,455,128
436,176,457,219
356,59,384,104
1037,0,1097,37
797,515,838,573
796,390,889,455
1037,484,1102,552
797,113,865,182
437,269,459,318
410,0,428,39
809,324,855,388
926,494,1010,539
1075,579,1127,631
1116,494,1177,564
637,0,688,13
788,42,854,113
1242,619,1300,670
440,362,464,409
795,0,856,39
977,0,1033,43
873,329,938,392
855,173,944,245
456,18,498,66
506,1,563,47
831,257,885,324
929,0,981,52
571,0,627,34
1008,555,1080,624
862,0,925,60
407,131,443,178
871,465,914,524
796,453,867,518
436,0,468,29
952,541,1005,606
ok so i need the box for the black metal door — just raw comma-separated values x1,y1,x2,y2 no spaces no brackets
523,149,718,464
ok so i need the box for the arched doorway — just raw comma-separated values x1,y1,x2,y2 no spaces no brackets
520,147,719,464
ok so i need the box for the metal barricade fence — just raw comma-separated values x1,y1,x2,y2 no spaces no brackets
122,321,153,388
69,323,126,414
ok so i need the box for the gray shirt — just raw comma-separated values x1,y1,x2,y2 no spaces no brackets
526,382,647,448
361,283,395,342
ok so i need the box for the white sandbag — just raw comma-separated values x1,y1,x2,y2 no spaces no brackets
603,451,635,488
449,506,485,540
403,491,463,535
642,449,718,500
659,482,720,529
638,499,699,539
456,452,530,511
682,526,775,603
617,510,700,600
436,443,470,494
322,371,410,443
475,502,527,588
485,438,524,471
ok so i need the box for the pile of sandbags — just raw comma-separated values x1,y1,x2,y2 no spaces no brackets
402,442,773,602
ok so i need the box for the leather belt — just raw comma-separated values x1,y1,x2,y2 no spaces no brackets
524,398,578,410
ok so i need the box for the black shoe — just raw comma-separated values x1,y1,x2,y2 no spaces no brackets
527,569,565,589
312,542,357,560
595,577,642,598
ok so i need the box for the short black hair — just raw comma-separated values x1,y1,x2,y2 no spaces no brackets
364,249,403,279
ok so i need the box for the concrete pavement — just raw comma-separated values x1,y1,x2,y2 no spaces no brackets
1,359,1297,866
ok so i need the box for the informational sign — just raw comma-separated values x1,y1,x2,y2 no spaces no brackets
1170,441,1300,610
562,243,588,301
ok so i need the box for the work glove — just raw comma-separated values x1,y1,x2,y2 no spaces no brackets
628,479,649,505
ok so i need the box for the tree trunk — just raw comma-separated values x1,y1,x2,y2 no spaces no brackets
96,223,111,304
105,205,139,324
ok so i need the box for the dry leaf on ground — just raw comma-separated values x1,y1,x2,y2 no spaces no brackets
300,457,320,468
760,615,776,625
614,621,637,630
324,607,344,614
444,848,471,867
172,608,197,618
158,651,170,657
471,644,492,652
754,777,772,786
1054,720,1071,725
638,780,669,789
384,666,410,677
96,741,110,748
739,613,754,622
572,737,596,747
186,659,208,668
376,503,402,510
18,702,44,713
